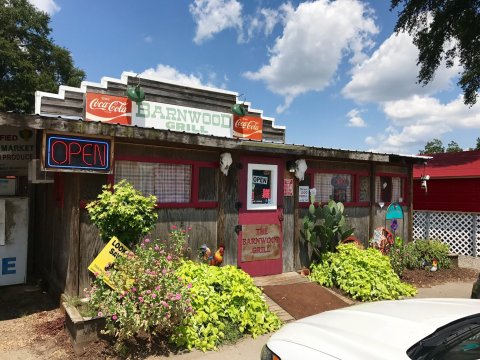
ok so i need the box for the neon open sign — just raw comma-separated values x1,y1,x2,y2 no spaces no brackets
44,133,112,172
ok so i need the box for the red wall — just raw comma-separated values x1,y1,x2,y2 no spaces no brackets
413,178,480,212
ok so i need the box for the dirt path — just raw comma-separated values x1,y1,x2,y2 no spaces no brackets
0,309,76,360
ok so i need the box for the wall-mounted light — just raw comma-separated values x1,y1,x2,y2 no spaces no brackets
420,175,430,193
378,202,385,209
286,160,296,173
232,94,247,116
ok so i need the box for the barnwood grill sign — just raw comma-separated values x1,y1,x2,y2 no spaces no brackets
43,132,113,173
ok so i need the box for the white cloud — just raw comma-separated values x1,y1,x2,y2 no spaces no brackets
244,0,378,113
144,36,153,43
343,32,460,103
28,0,60,15
346,108,366,127
140,64,215,88
366,95,480,153
189,0,243,44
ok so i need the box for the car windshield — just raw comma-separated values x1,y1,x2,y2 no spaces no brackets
408,314,480,360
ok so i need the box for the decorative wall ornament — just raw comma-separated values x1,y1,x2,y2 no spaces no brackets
294,159,307,181
220,152,232,176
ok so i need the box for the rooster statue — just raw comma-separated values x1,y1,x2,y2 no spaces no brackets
422,258,438,272
199,244,224,266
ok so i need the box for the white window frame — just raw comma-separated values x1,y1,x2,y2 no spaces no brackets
247,163,278,210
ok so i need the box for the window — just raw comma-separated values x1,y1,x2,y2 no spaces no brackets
247,163,277,210
313,173,352,203
114,158,218,208
359,176,370,202
298,171,370,206
375,176,404,203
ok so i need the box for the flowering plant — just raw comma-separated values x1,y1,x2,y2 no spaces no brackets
87,236,193,343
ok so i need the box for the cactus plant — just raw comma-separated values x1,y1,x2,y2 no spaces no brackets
301,199,355,262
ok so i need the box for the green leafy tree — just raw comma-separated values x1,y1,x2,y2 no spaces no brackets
475,137,480,150
391,1,480,106
418,138,444,155
86,180,158,247
446,140,462,153
0,0,85,112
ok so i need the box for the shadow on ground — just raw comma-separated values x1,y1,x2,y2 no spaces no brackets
0,284,57,320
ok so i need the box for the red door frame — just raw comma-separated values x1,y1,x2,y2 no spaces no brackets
237,155,284,276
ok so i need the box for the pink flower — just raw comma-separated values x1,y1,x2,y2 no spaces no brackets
132,287,137,292
167,255,172,261
187,283,192,289
155,285,161,291
175,293,182,300
171,225,177,230
138,296,144,303
154,245,160,251
188,227,192,231
162,269,167,275
151,293,157,299
112,314,118,321
144,238,150,243
97,311,103,317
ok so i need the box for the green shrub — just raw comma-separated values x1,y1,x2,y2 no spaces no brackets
309,244,416,301
403,239,451,270
87,236,192,344
86,180,158,247
172,261,282,351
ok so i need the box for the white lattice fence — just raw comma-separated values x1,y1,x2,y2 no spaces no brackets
413,211,479,256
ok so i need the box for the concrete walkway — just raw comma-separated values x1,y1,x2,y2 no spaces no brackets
415,281,473,298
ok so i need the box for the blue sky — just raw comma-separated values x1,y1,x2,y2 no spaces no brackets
31,0,480,155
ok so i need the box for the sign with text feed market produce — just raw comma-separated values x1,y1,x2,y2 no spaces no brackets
241,224,281,262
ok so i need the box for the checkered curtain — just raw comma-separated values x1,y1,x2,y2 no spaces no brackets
115,161,191,203
115,161,155,196
155,163,191,203
313,173,352,202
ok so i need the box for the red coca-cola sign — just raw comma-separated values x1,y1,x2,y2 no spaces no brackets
85,93,132,125
233,115,263,141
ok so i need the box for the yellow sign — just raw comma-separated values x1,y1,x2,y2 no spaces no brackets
88,237,130,288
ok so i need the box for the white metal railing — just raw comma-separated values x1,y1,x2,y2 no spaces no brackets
413,211,479,257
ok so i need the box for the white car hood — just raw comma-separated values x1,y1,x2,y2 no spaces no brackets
268,298,480,360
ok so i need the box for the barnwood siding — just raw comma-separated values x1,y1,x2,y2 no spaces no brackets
37,75,286,143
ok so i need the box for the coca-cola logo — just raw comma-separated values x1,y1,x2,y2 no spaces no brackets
85,93,132,125
89,98,127,114
234,118,260,131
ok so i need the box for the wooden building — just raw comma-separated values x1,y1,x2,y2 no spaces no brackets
0,72,424,296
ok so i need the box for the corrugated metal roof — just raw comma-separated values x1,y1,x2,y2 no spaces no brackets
413,150,480,178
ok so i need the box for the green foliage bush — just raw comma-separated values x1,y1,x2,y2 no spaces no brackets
403,239,451,270
309,244,416,301
87,236,192,343
172,261,282,351
86,180,158,247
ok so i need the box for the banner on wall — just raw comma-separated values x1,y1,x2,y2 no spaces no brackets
0,127,35,176
132,100,233,137
241,224,281,262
